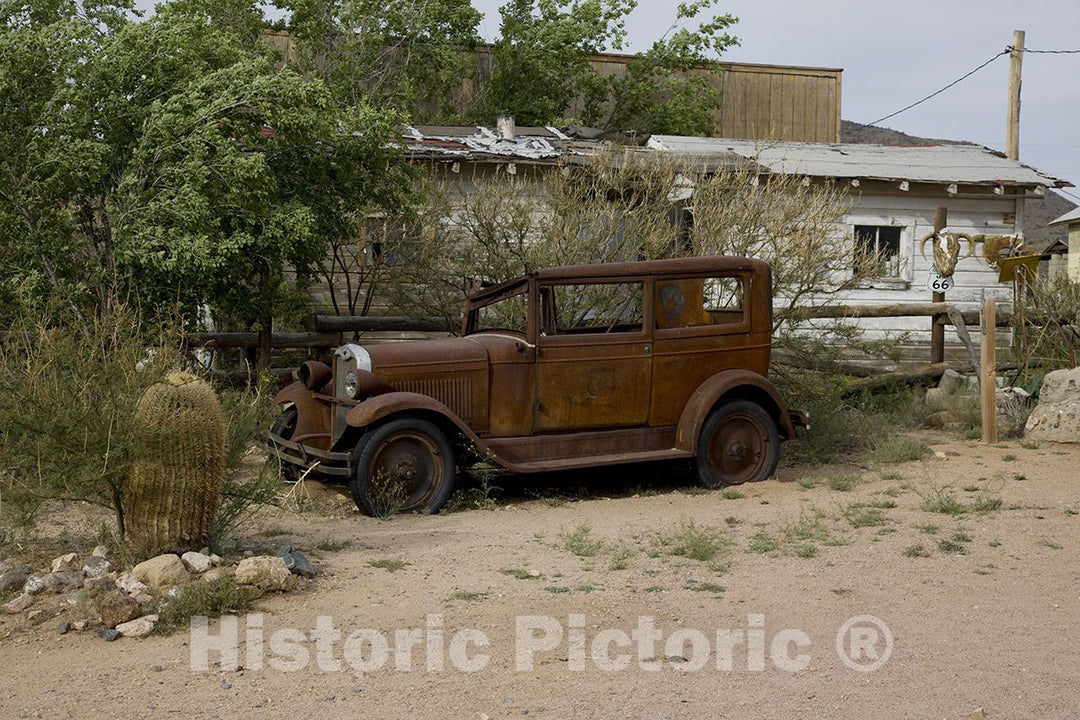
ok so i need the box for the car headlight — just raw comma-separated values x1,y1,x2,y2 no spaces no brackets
344,371,359,399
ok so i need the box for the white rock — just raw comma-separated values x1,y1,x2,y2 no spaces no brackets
82,556,112,579
1038,367,1080,405
181,552,213,574
51,553,79,573
209,554,223,567
92,545,113,560
115,614,158,638
938,368,963,394
1026,400,1080,444
1025,369,1080,443
234,556,291,591
22,575,45,595
116,572,150,597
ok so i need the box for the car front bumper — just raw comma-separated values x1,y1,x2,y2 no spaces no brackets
258,430,352,478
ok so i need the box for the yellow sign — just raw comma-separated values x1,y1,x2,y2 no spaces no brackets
997,254,1040,283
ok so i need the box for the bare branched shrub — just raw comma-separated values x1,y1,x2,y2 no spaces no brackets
1011,273,1080,377
385,150,879,338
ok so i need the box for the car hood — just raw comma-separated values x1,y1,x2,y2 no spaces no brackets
366,336,490,374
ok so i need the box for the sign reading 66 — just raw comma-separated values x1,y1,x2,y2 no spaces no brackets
926,265,954,292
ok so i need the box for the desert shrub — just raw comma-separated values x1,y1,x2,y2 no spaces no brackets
0,303,179,535
156,576,259,635
0,302,278,549
560,523,603,557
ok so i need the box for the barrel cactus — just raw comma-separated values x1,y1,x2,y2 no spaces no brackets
124,372,226,557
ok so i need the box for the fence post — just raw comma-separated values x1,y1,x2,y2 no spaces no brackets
930,206,948,364
980,298,998,443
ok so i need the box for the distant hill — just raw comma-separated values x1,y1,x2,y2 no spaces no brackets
841,120,1075,252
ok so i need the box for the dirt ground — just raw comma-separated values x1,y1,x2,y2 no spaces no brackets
1,430,1078,719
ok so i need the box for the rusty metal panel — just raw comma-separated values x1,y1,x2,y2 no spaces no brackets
534,337,653,431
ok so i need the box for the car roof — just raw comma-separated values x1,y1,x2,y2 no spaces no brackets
465,256,768,303
534,255,769,281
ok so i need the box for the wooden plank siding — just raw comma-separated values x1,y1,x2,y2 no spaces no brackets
798,181,1023,362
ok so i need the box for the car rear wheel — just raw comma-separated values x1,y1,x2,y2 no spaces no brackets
349,417,456,516
696,400,779,488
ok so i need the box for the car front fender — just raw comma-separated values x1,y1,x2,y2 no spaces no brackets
345,391,486,443
675,370,796,453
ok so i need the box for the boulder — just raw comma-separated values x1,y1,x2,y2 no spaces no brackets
938,368,963,394
82,556,112,580
234,556,291,591
98,590,143,629
1039,367,1080,405
1025,368,1080,443
115,614,158,639
180,551,213,574
132,554,190,588
1026,401,1080,443
2,593,33,614
51,553,79,573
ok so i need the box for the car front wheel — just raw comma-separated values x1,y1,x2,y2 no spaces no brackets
696,400,780,488
349,417,456,516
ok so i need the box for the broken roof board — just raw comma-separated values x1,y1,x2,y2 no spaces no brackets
400,125,578,164
646,136,1068,188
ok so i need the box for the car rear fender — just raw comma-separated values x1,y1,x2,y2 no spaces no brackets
675,370,796,452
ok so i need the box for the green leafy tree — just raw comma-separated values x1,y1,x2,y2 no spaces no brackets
280,0,483,120
0,0,413,331
474,0,739,134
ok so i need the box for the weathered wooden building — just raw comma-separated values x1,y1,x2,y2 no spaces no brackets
645,135,1070,359
1049,207,1080,281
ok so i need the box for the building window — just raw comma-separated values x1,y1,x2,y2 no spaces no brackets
854,225,903,278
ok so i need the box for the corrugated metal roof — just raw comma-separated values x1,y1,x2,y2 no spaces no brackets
646,136,1069,188
1049,206,1080,225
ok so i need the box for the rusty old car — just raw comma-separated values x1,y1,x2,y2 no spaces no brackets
263,256,806,515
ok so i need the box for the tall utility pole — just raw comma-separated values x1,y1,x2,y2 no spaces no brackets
1006,30,1025,160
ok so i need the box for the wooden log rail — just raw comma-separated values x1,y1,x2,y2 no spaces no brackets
778,303,1012,327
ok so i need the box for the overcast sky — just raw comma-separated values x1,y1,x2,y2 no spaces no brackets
471,0,1080,201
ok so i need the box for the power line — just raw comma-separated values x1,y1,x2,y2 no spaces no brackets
1023,48,1080,54
865,49,1011,127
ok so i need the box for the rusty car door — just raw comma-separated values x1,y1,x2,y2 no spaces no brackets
533,278,653,431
